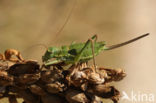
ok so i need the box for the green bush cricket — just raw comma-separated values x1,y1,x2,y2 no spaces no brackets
42,33,149,66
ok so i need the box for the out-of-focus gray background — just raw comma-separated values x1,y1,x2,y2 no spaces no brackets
0,0,155,103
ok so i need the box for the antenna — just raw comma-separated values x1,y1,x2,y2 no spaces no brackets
22,0,77,53
22,44,48,53
52,0,77,43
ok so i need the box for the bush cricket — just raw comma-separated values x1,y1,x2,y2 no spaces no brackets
42,33,149,66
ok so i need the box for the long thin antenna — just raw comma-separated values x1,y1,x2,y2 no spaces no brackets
22,0,77,53
105,33,149,50
22,44,48,53
52,0,77,42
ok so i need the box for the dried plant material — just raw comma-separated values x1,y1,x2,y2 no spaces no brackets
0,49,126,103
4,49,24,62
18,89,40,103
87,71,105,84
8,61,40,76
65,89,89,103
0,54,4,61
98,68,126,82
29,84,46,96
0,57,17,70
41,67,63,83
0,86,5,94
91,96,103,103
0,70,13,86
66,68,87,88
45,82,65,94
8,95,18,103
87,85,120,103
41,94,65,103
15,73,40,84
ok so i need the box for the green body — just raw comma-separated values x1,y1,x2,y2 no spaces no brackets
42,33,149,66
42,41,106,65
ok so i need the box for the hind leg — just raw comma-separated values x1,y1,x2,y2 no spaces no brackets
74,35,98,64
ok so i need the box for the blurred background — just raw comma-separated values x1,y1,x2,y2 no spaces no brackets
0,0,155,103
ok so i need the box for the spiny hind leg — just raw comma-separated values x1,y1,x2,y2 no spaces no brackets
90,38,97,72
74,39,92,63
74,35,97,64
